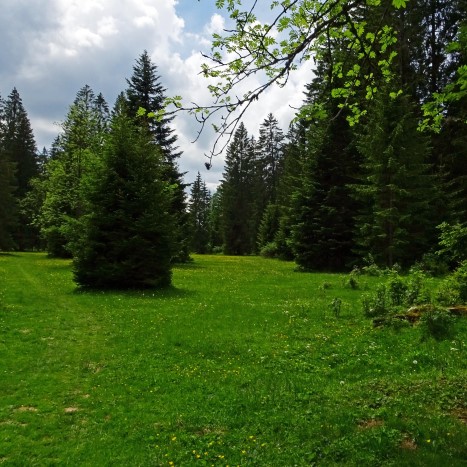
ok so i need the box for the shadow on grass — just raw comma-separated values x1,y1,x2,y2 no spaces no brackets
173,261,205,270
72,284,197,300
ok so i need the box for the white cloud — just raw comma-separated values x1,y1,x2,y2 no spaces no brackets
205,13,225,35
1,2,312,190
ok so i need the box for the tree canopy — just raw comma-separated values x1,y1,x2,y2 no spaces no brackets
157,0,466,161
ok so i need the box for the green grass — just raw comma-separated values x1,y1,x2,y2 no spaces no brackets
0,253,466,466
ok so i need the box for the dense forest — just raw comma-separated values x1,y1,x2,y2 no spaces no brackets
1,1,466,288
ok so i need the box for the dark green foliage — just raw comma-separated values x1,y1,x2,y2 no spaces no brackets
290,111,360,271
437,261,467,305
255,114,285,222
38,85,109,257
188,172,211,253
73,99,173,289
207,189,223,252
257,203,281,252
1,89,39,250
3,89,38,199
420,307,455,341
0,148,17,250
125,51,190,263
437,222,467,266
0,93,17,250
353,93,437,268
220,123,257,255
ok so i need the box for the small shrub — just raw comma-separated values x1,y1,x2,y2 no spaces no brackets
344,267,360,289
436,280,461,306
420,306,455,341
437,222,467,266
451,260,467,303
387,272,407,306
411,252,449,276
330,297,342,318
436,261,467,305
260,241,279,258
405,270,429,305
361,254,383,276
347,275,359,289
362,284,389,317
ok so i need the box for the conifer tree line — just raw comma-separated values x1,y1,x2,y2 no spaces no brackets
191,1,467,271
1,0,466,288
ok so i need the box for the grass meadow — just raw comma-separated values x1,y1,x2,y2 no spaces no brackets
0,253,466,466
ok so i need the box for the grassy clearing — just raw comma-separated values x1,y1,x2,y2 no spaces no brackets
0,253,466,466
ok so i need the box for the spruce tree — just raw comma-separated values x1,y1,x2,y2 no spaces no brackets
2,88,39,250
0,93,18,250
0,154,17,250
220,123,257,255
257,113,284,206
208,189,224,252
189,172,212,254
353,93,437,267
73,96,174,289
125,51,190,262
39,85,108,256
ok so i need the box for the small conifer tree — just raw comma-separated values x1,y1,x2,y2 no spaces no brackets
73,97,174,288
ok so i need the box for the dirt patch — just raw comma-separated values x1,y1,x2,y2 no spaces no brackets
0,420,27,427
16,406,38,413
400,437,417,450
453,408,467,424
358,419,384,430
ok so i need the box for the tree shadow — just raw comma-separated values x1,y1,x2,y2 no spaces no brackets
173,261,205,270
72,284,197,300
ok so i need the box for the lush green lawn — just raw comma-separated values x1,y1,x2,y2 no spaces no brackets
0,253,466,466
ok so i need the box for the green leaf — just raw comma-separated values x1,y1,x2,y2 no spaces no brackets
392,0,407,8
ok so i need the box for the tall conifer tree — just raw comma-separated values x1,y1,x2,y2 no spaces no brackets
125,51,190,262
2,88,39,249
189,172,212,254
39,85,108,256
353,93,437,267
220,123,257,255
0,93,18,250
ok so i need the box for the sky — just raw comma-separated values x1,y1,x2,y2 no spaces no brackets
0,0,313,190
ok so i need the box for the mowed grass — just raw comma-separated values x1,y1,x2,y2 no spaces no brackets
0,253,466,466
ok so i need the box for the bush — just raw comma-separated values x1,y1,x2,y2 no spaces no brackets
436,261,467,305
211,246,224,255
260,241,279,258
362,284,389,317
330,297,342,318
344,267,360,289
437,222,467,266
405,270,430,305
362,270,432,319
452,261,467,303
411,252,449,276
387,272,407,306
361,254,383,276
420,306,455,341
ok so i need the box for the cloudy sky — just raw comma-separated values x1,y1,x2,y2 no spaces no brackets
1,0,313,190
